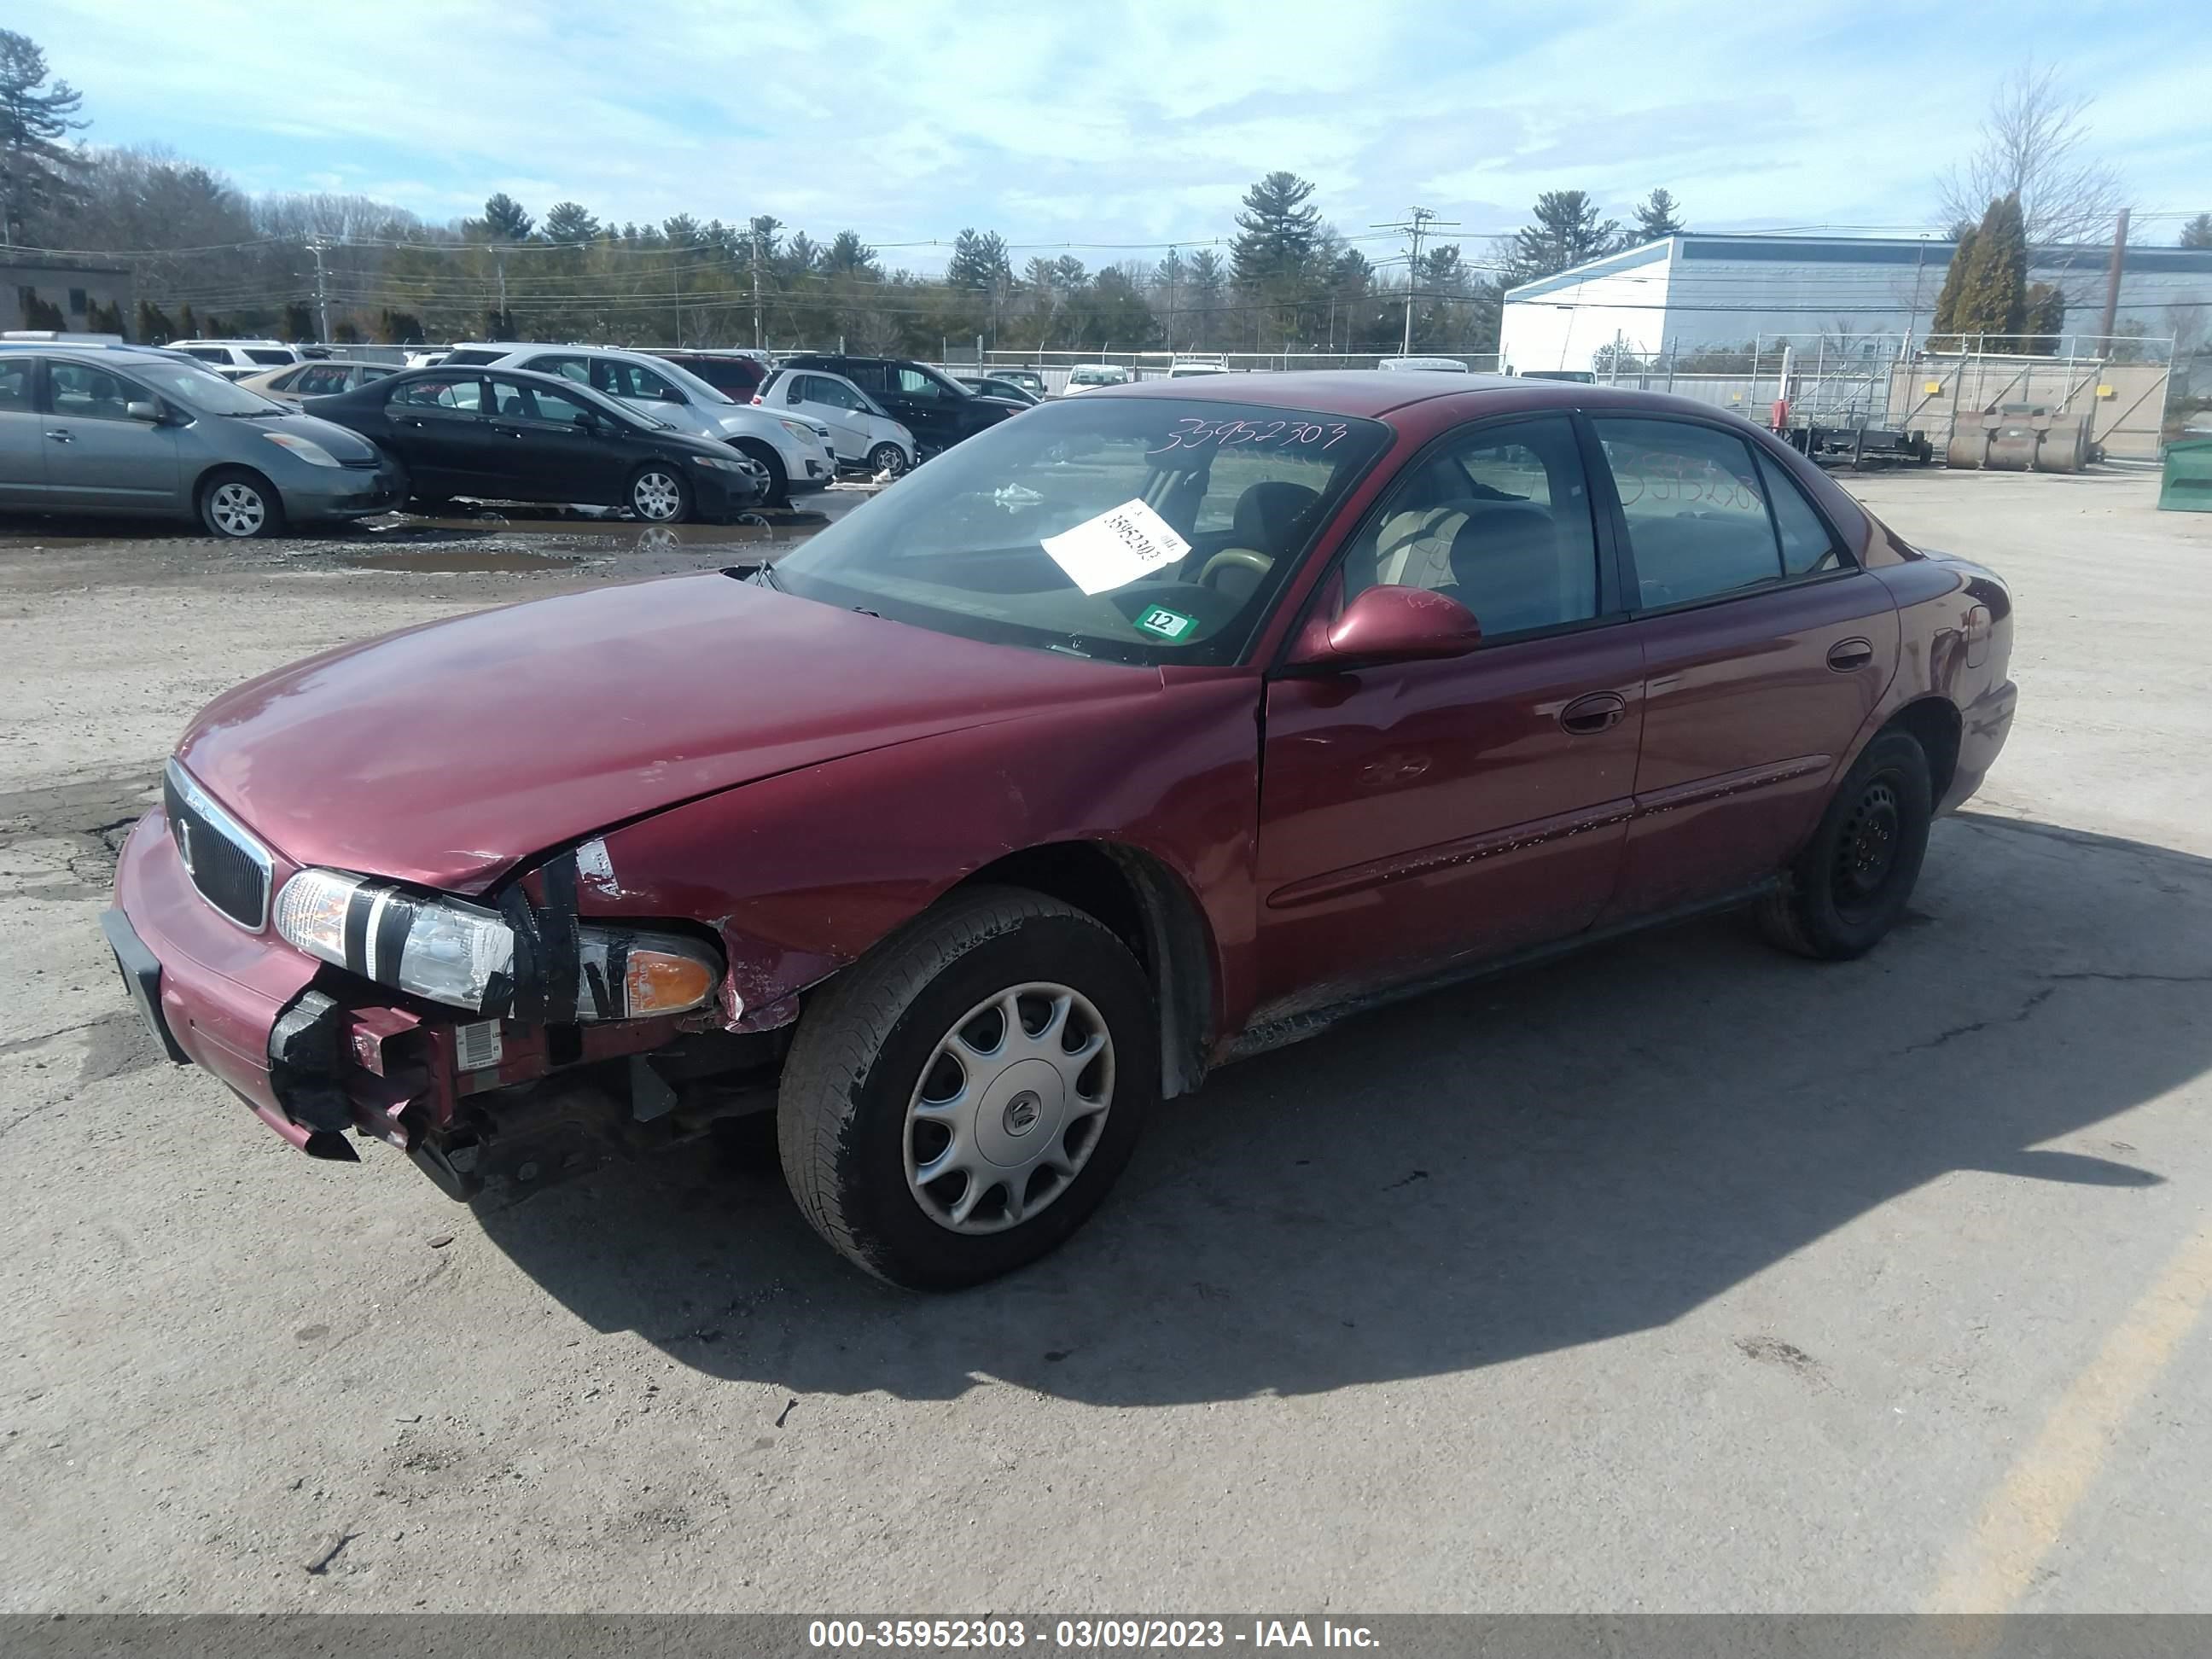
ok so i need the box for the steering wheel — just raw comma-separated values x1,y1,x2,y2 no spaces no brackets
1196,547,1273,589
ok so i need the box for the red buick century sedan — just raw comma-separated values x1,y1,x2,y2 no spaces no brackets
105,373,2015,1288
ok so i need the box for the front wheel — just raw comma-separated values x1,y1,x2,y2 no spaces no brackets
1759,728,1932,959
198,469,285,539
866,441,908,479
628,465,692,524
731,439,790,509
777,888,1155,1289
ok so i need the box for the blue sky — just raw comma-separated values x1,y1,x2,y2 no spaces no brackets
32,0,2212,271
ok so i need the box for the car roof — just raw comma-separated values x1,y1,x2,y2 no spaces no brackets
1082,369,1524,416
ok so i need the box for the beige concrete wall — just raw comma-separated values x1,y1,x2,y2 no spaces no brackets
1890,357,2171,462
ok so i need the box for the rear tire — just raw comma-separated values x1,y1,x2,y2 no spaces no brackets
777,887,1155,1289
197,468,285,539
1759,729,1932,960
732,439,790,509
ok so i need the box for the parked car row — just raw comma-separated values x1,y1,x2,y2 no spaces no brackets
0,340,780,536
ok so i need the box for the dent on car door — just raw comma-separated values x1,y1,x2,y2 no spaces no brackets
39,360,183,509
1590,416,1900,917
1253,413,1644,1022
0,356,47,504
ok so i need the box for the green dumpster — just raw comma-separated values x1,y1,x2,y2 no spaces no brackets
2162,436,2212,512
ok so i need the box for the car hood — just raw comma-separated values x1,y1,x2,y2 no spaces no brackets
230,409,382,463
175,573,1150,893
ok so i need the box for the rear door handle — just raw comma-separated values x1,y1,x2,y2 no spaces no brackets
1559,691,1627,735
1826,637,1875,672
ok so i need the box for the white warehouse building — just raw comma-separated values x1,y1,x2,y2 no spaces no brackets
1499,232,2212,374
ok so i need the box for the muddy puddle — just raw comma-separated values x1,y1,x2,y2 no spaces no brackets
338,548,583,573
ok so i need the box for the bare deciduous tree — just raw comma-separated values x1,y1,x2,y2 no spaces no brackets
1938,61,2126,248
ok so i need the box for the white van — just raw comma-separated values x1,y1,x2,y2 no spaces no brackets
167,340,305,380
1375,355,1470,374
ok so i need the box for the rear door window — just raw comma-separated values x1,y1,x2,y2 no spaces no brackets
389,376,486,416
1755,451,1848,576
1592,418,1784,608
0,358,35,410
246,348,294,365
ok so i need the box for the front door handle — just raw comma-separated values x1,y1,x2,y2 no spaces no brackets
1826,637,1875,672
1559,691,1627,735
44,429,73,444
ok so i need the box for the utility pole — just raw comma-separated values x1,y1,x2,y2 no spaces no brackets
496,253,508,335
2097,207,2130,348
672,241,684,348
310,236,330,342
751,227,764,350
1373,207,1456,357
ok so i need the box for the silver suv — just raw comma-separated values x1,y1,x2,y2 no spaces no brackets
0,343,399,538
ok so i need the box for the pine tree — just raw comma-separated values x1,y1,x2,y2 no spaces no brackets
2022,282,2065,352
1505,191,1621,285
1930,224,1978,345
2180,212,2212,250
946,229,1012,291
1231,172,1320,287
1186,248,1225,350
1633,189,1685,242
178,301,199,337
0,30,86,241
1950,193,2028,346
543,201,599,243
282,300,314,341
479,192,533,241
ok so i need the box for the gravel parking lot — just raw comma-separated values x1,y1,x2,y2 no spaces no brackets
3,468,2209,1614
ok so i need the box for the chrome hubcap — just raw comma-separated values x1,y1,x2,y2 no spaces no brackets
874,445,906,476
905,982,1114,1235
210,483,265,536
633,472,682,520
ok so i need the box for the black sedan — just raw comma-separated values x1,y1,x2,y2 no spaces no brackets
304,367,771,521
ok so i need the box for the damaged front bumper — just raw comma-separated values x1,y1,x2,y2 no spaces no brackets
106,808,783,1198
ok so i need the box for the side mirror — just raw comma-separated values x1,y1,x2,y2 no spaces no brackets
125,400,163,423
1285,584,1482,670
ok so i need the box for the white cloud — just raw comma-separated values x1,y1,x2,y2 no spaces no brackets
32,0,2211,261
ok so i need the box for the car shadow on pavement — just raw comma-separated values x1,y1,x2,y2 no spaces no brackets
474,810,2212,1406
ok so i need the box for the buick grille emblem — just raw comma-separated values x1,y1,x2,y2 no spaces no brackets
175,818,195,876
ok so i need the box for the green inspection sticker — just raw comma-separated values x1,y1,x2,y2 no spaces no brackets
1135,605,1198,642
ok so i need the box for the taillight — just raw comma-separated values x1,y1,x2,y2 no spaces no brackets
1963,603,1992,669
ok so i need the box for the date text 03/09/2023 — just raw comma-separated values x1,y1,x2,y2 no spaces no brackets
806,1619,1381,1650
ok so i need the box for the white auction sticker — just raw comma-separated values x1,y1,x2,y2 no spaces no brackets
1039,498,1192,596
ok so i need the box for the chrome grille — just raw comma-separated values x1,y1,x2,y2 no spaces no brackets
163,760,273,931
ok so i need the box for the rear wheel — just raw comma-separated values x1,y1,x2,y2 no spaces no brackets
731,439,789,508
1759,729,1932,959
627,464,691,524
197,468,284,539
866,441,908,479
777,887,1155,1289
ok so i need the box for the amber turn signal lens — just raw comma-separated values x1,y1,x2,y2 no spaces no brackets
625,948,718,1016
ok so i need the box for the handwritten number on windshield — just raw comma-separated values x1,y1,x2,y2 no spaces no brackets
1149,417,1351,455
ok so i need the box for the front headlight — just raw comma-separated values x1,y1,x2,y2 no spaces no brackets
274,867,719,1021
777,419,815,443
261,431,341,467
689,454,753,473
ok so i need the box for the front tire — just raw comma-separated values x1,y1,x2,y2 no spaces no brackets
197,468,285,539
1759,728,1932,959
627,464,692,524
777,887,1155,1289
731,439,790,509
866,441,908,479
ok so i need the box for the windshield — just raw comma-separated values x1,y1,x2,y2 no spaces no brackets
771,397,1390,666
128,359,288,415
